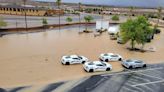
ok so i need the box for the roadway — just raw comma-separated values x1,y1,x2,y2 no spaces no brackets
1,13,128,28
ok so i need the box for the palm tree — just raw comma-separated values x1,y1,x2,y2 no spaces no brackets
84,15,94,31
0,17,7,28
101,6,105,29
78,2,82,32
56,0,61,31
23,0,28,31
129,6,134,18
42,18,48,31
156,7,162,27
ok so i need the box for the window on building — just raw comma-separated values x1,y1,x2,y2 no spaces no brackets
13,8,16,11
18,8,20,12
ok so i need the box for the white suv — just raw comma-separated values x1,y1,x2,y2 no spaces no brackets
83,61,112,72
61,55,88,65
122,59,147,69
99,53,123,62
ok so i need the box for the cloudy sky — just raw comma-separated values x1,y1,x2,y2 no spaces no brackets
34,0,164,8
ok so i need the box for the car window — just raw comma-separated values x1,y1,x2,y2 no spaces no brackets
73,58,79,60
111,55,118,57
135,60,143,63
66,56,71,58
96,64,103,66
88,62,94,65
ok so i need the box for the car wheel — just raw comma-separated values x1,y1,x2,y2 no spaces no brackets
106,68,111,71
82,61,86,64
105,59,108,62
65,62,70,65
89,69,94,72
143,64,146,67
129,66,132,69
118,58,122,61
61,62,64,65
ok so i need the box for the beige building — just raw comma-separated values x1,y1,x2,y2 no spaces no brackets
0,5,64,16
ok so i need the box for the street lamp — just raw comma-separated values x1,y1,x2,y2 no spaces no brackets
23,0,28,31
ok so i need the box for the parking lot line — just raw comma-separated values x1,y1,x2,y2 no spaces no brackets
101,67,163,77
138,72,163,80
132,80,164,87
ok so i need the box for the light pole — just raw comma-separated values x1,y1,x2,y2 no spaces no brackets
78,2,81,32
23,0,28,32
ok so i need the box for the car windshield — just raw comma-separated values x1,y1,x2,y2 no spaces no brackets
104,54,108,56
65,56,71,58
126,59,133,62
101,62,106,66
78,56,82,59
88,62,94,65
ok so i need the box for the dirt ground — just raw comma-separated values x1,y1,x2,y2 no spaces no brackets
0,25,164,88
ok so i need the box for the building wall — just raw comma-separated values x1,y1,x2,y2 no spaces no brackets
0,7,47,16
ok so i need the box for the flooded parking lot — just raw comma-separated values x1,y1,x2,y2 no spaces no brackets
0,25,164,88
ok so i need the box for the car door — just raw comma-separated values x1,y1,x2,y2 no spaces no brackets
96,64,106,71
110,55,118,61
135,61,142,67
72,58,80,64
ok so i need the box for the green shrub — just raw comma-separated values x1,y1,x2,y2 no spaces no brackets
111,15,119,21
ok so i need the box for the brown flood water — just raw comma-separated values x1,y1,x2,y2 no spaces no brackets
0,25,164,88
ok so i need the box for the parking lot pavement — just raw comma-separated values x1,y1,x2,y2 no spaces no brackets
1,63,164,92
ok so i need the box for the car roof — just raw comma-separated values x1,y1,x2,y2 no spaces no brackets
70,55,79,58
91,61,106,65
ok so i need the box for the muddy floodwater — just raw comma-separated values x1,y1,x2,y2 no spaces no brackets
0,25,164,88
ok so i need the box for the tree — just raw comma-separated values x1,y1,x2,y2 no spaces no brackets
0,17,7,28
111,15,119,21
156,7,162,27
42,18,48,30
84,15,94,31
78,2,82,32
56,0,61,31
120,16,153,50
66,17,73,24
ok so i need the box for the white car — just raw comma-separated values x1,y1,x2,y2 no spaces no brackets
99,53,123,62
83,61,112,72
122,59,147,69
61,55,88,65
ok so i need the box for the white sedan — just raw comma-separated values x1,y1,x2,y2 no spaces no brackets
61,55,88,65
122,59,147,69
83,61,112,72
99,53,123,62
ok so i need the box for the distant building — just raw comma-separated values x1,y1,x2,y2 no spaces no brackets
0,5,64,16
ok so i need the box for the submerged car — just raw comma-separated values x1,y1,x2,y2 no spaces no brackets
61,55,88,65
122,59,146,69
99,53,123,62
83,61,112,72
